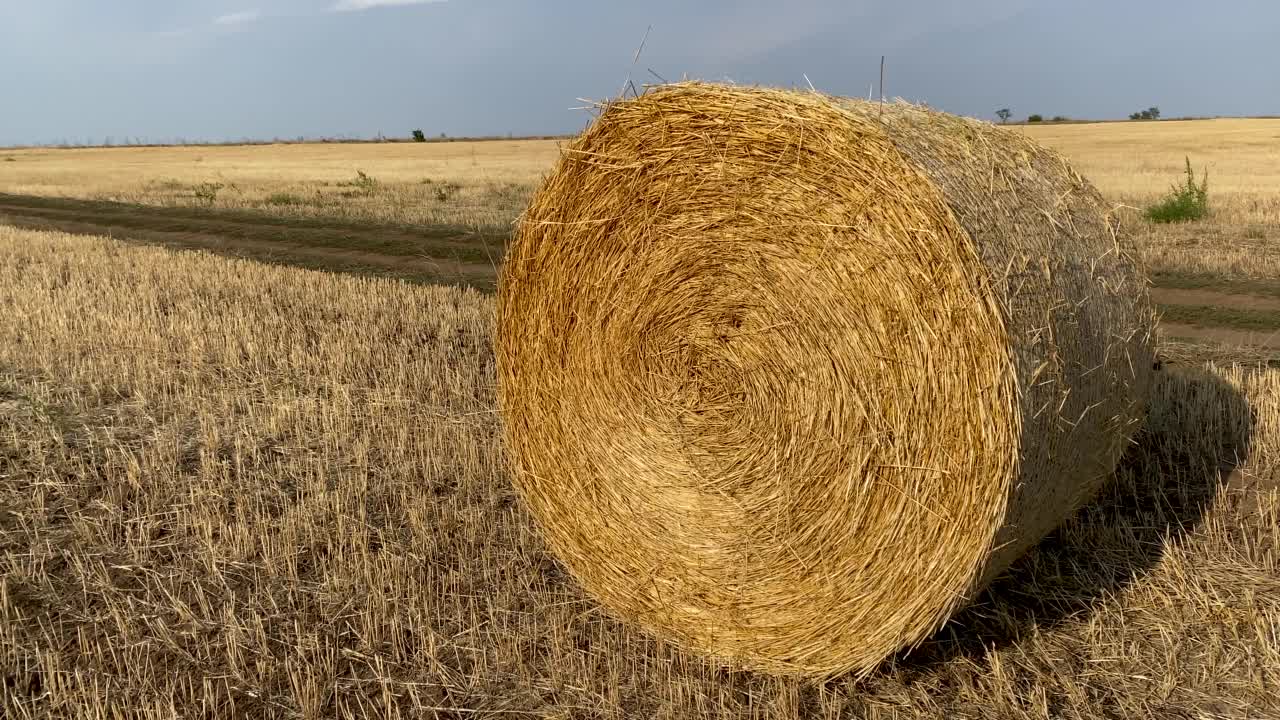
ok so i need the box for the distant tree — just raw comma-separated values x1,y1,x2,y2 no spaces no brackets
412,129,427,142
996,108,1012,124
1027,114,1043,122
1147,106,1161,119
1130,106,1162,120
1051,115,1069,122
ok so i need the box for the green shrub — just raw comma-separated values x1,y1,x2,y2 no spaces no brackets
193,182,224,205
1027,114,1043,122
1146,157,1208,223
264,192,307,206
411,129,427,142
337,170,380,197
433,182,460,202
150,178,187,191
353,170,378,193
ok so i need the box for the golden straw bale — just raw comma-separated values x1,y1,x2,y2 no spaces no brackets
497,82,1156,676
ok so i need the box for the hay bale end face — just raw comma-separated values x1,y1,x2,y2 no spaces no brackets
496,83,1155,676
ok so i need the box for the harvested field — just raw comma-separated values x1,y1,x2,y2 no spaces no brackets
0,140,556,231
1021,119,1280,287
0,192,499,289
2,226,1278,718
5,116,1280,350
3,93,1280,718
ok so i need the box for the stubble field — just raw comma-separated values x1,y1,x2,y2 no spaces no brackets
2,116,1280,718
5,119,1280,342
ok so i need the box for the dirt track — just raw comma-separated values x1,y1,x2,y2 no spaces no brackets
1160,323,1280,349
1151,287,1280,313
0,193,499,289
3,192,1279,354
1151,288,1280,349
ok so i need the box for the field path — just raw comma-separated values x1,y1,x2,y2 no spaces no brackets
1159,323,1280,349
0,192,500,289
3,191,1279,357
1151,287,1280,313
1152,287,1280,353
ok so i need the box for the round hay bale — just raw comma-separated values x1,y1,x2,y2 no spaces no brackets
496,82,1155,676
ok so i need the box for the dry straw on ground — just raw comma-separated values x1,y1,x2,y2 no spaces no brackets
497,82,1158,676
3,226,1276,717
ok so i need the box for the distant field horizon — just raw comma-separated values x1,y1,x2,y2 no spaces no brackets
0,132,576,152
4,115,1280,347
3,94,1280,718
6,111,1280,152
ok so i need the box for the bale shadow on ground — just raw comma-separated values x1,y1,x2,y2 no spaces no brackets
897,365,1256,670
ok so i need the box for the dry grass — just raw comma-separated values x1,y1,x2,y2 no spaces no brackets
499,84,1154,677
3,226,1278,718
1021,120,1280,280
0,141,559,231
2,103,1279,716
1020,119,1280,208
3,119,1277,282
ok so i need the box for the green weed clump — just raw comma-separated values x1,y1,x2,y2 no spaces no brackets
1146,157,1208,223
337,169,380,197
192,181,225,205
264,192,307,207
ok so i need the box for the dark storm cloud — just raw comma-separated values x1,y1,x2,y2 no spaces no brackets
1,0,1276,145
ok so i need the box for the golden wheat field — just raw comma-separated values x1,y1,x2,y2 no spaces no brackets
1022,120,1280,283
2,116,1280,718
4,118,1279,280
2,227,1278,718
1021,119,1280,207
4,118,1279,222
0,140,558,231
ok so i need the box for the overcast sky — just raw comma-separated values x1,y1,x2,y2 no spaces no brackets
2,0,1277,145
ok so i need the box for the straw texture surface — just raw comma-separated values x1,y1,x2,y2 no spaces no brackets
497,82,1155,676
